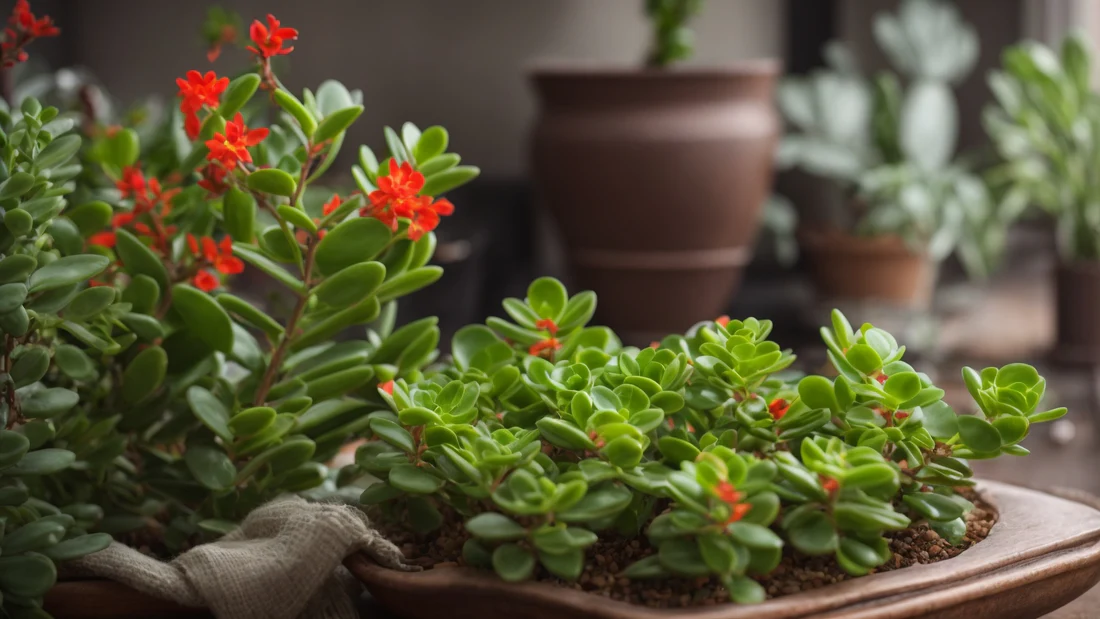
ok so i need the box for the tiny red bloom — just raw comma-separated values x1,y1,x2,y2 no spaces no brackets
184,111,202,141
821,476,840,494
89,231,116,248
713,481,751,525
198,164,230,196
2,1,57,67
193,269,219,292
895,411,910,420
366,160,425,229
716,315,731,328
534,318,558,335
528,338,561,358
213,236,243,275
876,373,888,385
175,70,228,115
406,197,453,241
247,14,297,58
205,113,269,170
112,212,135,229
116,166,146,200
380,380,395,395
322,194,342,216
768,397,790,420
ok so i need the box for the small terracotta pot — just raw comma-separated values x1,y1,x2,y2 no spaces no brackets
530,63,780,342
1055,261,1100,364
349,481,1100,619
800,231,934,307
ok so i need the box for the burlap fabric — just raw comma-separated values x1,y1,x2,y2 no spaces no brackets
68,496,417,619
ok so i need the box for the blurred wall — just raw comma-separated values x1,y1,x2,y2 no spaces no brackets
60,0,782,179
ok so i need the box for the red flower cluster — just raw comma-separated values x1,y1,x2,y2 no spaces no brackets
528,338,561,359
365,160,454,241
187,234,244,292
247,14,297,58
535,318,558,335
1,0,58,67
176,70,229,139
768,397,790,420
198,164,230,196
205,113,269,171
92,167,180,253
713,481,752,525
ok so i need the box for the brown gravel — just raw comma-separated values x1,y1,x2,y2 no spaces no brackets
377,491,997,609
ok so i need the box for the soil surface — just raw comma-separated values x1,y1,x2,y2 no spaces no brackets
379,491,997,609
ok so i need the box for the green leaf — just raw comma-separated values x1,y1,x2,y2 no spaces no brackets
1029,407,1067,423
620,555,671,579
536,417,596,450
39,533,112,562
20,387,79,418
172,284,234,353
314,217,392,276
36,134,81,168
601,435,643,468
101,128,140,168
314,261,386,308
846,344,882,375
0,254,36,283
9,448,75,475
492,543,535,582
10,347,49,388
274,89,317,137
375,266,443,303
304,366,374,400
0,282,27,314
223,187,257,243
527,277,568,319
64,285,114,320
186,386,233,442
419,165,480,197
698,534,737,574
232,244,305,293
27,255,109,293
67,202,113,238
657,436,701,464
657,538,710,577
121,345,167,404
247,168,297,197
0,430,29,468
725,575,766,604
313,105,364,144
539,548,584,580
884,372,922,402
728,522,783,550
229,406,276,437
842,463,897,489
557,484,632,523
798,375,838,411
413,126,448,163
116,228,170,290
370,418,415,453
993,415,1029,445
957,415,1001,452
786,510,837,555
0,552,57,597
221,74,261,119
0,172,34,200
217,293,284,340
184,445,236,490
465,512,527,542
903,492,965,522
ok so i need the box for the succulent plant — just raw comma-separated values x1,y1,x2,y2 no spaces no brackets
775,0,1010,277
984,33,1100,261
352,277,1066,603
644,0,704,67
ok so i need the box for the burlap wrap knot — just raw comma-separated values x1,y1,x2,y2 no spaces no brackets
67,496,417,619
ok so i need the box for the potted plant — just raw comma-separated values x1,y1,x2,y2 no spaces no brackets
776,0,1014,308
530,0,780,342
347,277,1089,618
0,4,485,616
983,33,1100,363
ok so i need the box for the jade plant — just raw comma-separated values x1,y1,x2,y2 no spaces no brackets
775,0,1011,277
354,277,1066,603
644,0,704,67
0,2,482,612
984,33,1100,261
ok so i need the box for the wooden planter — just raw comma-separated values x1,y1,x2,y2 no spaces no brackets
348,481,1100,619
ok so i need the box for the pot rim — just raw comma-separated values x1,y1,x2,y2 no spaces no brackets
799,229,928,259
528,58,781,79
349,480,1100,619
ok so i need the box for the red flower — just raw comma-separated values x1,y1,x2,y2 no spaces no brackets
406,197,453,241
768,397,790,420
716,315,731,328
821,476,840,495
876,373,888,385
535,318,558,335
380,380,395,395
713,481,752,525
176,70,228,115
322,194,342,216
144,177,180,214
247,14,297,58
184,112,201,141
365,160,424,227
89,231,116,248
205,113,269,170
529,338,561,359
1,1,57,67
193,269,219,292
198,164,230,196
116,166,146,200
112,212,135,228
192,235,243,275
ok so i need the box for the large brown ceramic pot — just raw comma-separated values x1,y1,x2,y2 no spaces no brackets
530,63,779,342
1055,261,1100,364
801,230,935,307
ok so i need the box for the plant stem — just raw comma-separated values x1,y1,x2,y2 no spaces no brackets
253,240,317,406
